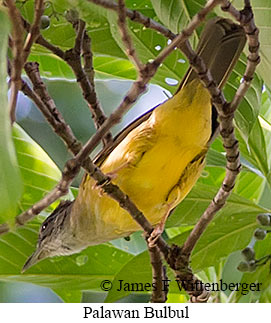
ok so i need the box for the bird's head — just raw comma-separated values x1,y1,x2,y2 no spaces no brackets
22,200,75,272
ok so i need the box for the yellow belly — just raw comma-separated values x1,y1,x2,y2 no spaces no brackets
70,80,211,244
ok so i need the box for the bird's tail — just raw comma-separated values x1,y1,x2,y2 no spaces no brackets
177,17,246,140
178,17,246,90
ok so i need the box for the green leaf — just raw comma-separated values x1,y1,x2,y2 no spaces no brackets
198,166,226,188
237,118,269,182
167,181,268,271
52,289,82,303
190,211,259,272
28,54,136,80
13,124,73,213
167,182,265,227
28,54,74,79
94,56,136,80
226,56,263,138
171,208,262,272
260,287,271,303
0,10,22,223
107,8,188,92
199,165,265,202
70,0,126,58
231,0,271,87
0,220,132,291
110,231,147,255
248,118,268,178
20,0,76,51
233,170,265,202
206,148,226,168
20,0,128,79
232,234,271,302
260,89,271,171
105,251,152,303
151,0,210,40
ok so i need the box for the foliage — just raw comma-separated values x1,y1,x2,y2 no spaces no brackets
0,9,22,223
1,0,271,303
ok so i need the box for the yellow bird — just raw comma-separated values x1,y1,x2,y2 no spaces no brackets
23,17,246,271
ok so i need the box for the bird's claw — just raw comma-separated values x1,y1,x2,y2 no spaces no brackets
104,171,118,181
147,225,164,248
92,174,115,196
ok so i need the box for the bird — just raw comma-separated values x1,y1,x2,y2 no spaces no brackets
22,17,246,272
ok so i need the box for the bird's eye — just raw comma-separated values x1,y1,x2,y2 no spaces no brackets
41,223,48,232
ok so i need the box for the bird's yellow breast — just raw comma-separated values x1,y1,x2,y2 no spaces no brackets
71,79,211,244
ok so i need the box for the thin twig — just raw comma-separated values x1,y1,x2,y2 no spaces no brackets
22,63,82,155
166,245,210,303
16,158,80,225
64,19,113,145
6,0,25,123
221,0,260,109
74,19,85,55
74,21,113,145
182,0,260,256
89,0,176,39
23,0,44,61
148,245,168,303
21,15,112,145
82,31,95,86
0,223,9,235
117,0,143,71
7,0,44,124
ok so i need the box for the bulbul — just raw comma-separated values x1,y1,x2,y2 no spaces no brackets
23,17,246,272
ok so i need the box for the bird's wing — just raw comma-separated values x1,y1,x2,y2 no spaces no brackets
94,107,156,167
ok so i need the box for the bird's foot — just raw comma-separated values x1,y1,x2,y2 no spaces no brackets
92,174,115,196
104,171,118,181
147,225,164,248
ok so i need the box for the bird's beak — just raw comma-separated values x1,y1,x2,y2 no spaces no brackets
22,248,48,273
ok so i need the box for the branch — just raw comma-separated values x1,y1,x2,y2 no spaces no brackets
221,0,260,109
74,19,85,55
22,63,82,155
89,0,176,39
21,15,112,145
64,18,113,146
181,0,260,256
7,0,44,124
82,30,95,86
16,158,80,225
117,0,143,71
23,0,44,61
6,0,25,123
166,245,210,303
0,223,9,235
147,245,168,303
